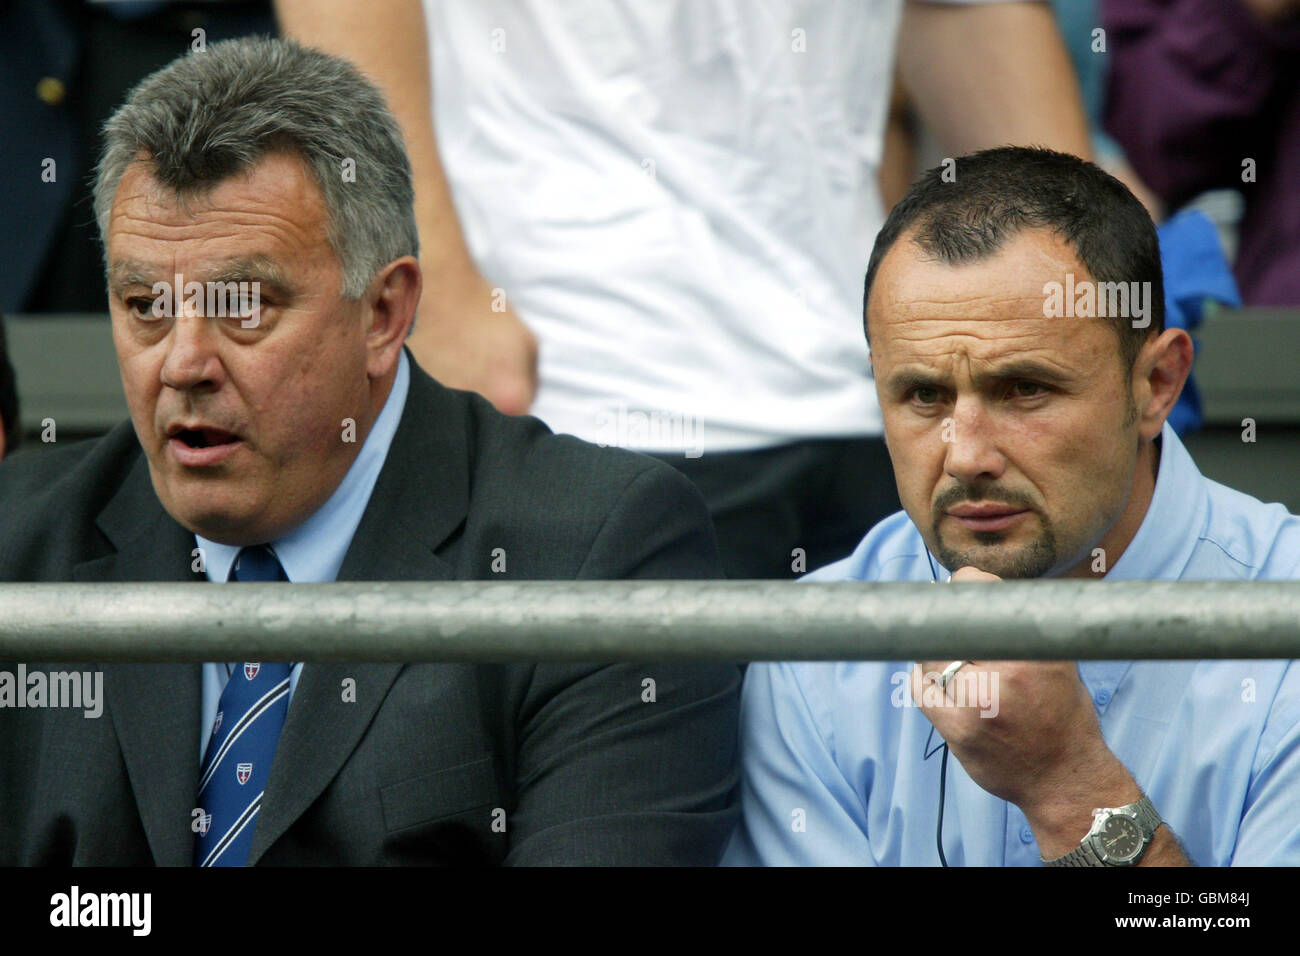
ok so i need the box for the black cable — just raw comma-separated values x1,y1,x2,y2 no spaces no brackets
923,548,953,866
937,741,950,867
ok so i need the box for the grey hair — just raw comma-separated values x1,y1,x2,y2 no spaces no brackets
94,36,418,299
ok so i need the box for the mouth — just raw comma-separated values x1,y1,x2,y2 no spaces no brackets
944,505,1030,533
165,424,243,467
170,427,237,448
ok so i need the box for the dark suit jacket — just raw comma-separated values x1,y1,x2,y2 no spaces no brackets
0,350,740,865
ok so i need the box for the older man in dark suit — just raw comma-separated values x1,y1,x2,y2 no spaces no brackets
0,38,739,866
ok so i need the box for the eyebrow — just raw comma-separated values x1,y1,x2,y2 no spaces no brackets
885,360,1076,395
107,260,159,297
108,256,300,300
204,257,299,299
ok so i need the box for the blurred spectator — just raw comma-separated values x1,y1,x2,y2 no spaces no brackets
1103,0,1300,306
884,2,1165,218
281,0,1093,578
1049,0,1244,438
0,314,20,459
1050,0,1164,221
0,0,274,314
1157,209,1243,435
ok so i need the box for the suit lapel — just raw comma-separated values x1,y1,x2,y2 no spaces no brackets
73,454,205,866
67,354,472,865
248,353,471,862
335,349,470,581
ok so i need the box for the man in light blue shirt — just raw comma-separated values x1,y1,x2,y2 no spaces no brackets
724,146,1300,867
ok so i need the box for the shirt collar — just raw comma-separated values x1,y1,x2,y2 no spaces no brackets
196,349,411,583
1104,422,1206,581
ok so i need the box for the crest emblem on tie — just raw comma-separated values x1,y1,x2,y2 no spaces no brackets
196,811,212,835
244,663,260,680
236,762,253,785
212,711,223,735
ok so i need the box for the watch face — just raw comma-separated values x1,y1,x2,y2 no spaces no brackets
1096,814,1143,862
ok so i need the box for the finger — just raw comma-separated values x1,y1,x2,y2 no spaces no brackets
909,661,927,707
950,566,1002,582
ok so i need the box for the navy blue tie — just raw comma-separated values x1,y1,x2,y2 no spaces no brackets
194,545,293,867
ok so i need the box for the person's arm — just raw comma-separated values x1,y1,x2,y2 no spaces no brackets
915,656,1192,865
721,662,874,866
918,568,1191,866
499,463,740,864
897,1,1092,159
274,0,538,414
1102,0,1299,205
502,657,740,865
1229,665,1300,864
879,67,919,211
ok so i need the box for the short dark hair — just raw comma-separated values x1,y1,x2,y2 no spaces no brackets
863,146,1164,371
0,314,21,454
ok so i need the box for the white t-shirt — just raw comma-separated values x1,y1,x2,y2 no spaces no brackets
426,0,988,454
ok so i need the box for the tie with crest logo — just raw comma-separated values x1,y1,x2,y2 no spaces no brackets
194,545,293,867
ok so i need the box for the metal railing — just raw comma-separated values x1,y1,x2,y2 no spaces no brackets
1,580,1297,661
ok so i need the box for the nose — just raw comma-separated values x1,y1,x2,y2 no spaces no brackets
942,395,1006,485
160,307,224,393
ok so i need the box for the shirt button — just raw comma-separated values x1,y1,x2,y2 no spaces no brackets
36,76,66,106
1020,826,1035,844
1095,688,1112,706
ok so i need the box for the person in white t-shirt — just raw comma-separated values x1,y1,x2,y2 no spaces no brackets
278,0,1092,577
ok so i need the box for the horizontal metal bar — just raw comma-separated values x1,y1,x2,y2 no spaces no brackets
1,581,1297,662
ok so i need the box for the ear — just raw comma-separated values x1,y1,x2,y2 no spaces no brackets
362,256,421,380
1131,328,1194,441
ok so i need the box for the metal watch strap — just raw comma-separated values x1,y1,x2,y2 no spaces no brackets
1041,795,1161,867
1131,795,1162,836
1050,837,1107,867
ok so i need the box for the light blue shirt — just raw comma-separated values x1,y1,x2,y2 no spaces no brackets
195,351,410,763
723,423,1300,866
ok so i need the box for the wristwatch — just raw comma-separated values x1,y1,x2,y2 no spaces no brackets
1041,795,1162,867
